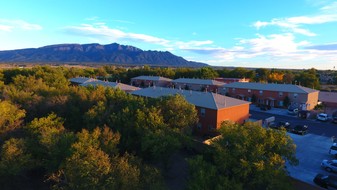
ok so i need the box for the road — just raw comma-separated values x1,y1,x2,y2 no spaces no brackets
250,110,337,138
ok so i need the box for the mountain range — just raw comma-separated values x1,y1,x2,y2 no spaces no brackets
0,43,207,67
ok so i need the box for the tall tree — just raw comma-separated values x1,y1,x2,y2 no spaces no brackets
0,100,26,136
187,122,297,190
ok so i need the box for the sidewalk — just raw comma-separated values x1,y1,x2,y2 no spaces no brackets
249,105,297,117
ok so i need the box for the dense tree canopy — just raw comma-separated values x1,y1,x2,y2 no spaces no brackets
187,122,298,190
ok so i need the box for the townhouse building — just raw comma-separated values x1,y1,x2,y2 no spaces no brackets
130,76,172,87
223,82,319,110
171,78,225,93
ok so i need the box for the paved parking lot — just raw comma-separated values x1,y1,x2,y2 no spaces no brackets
249,105,337,188
286,133,335,187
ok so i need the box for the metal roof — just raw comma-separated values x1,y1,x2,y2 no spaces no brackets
223,82,318,94
70,77,97,84
319,91,337,103
131,87,250,110
172,78,226,86
80,80,140,92
131,76,172,81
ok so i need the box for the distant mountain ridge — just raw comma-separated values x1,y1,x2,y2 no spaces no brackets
0,43,207,67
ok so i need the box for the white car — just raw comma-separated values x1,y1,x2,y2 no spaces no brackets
321,160,337,172
317,113,329,121
329,143,337,157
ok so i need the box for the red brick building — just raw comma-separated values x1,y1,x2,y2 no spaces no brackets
130,76,172,87
132,87,250,135
223,82,319,110
171,78,225,93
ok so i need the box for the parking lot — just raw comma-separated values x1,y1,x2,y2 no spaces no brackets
286,133,334,187
249,105,337,188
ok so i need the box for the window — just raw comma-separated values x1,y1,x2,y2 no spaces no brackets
197,123,202,130
278,101,284,107
232,88,236,92
208,125,215,131
279,92,283,97
248,89,251,93
259,90,263,95
200,108,206,117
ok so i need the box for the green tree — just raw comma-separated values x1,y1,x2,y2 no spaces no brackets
0,100,26,136
197,67,219,79
0,138,33,189
187,122,297,190
25,113,75,172
159,95,198,132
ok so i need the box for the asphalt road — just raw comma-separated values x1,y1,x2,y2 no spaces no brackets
250,110,337,138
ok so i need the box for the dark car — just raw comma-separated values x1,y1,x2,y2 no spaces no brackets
291,125,308,135
332,117,337,124
313,173,337,189
269,121,291,130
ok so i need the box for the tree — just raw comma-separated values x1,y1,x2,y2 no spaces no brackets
159,95,198,132
187,122,297,190
25,113,75,172
0,138,33,189
197,67,219,79
0,100,26,136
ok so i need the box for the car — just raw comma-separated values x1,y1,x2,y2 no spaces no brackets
330,143,337,158
269,121,291,130
317,113,329,121
290,125,308,135
278,121,291,130
321,160,337,172
313,173,337,189
287,107,298,115
332,117,337,124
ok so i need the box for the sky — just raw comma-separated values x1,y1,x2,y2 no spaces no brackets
1,0,337,70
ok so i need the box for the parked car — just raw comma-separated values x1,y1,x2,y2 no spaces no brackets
287,107,299,115
332,117,337,124
317,113,329,121
291,125,308,135
321,160,337,172
330,143,337,158
269,121,291,130
313,173,337,189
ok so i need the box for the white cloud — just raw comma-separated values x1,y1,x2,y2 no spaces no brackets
253,2,337,37
65,23,169,46
176,40,213,49
0,19,42,31
0,24,12,32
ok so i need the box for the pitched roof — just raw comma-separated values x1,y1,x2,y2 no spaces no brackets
70,77,97,84
131,87,250,110
223,82,318,94
80,80,140,92
172,78,225,86
131,76,172,81
319,91,337,103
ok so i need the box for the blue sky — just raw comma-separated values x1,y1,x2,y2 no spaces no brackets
1,0,337,69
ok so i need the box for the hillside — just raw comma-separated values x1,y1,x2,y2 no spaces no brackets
0,43,207,67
